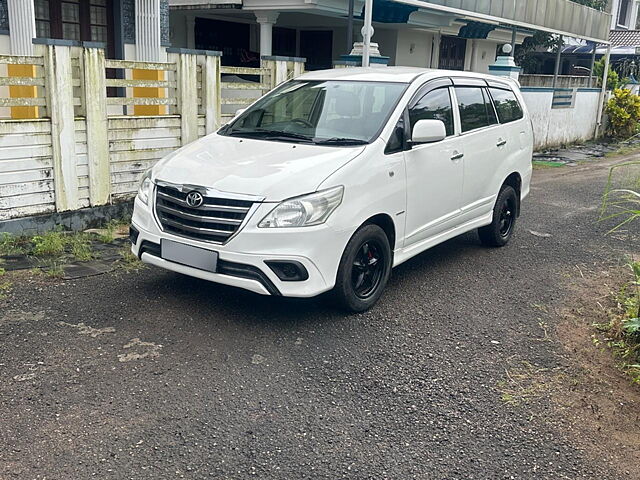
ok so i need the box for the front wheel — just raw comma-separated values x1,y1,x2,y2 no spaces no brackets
478,185,518,247
334,224,392,312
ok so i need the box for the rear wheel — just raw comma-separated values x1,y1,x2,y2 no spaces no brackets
334,224,392,312
478,185,518,247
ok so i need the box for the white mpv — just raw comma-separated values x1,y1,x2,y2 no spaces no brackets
131,67,533,311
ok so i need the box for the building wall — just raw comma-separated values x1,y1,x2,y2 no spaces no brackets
522,88,601,149
394,29,435,68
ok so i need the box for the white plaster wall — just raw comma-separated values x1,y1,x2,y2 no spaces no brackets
521,89,600,149
372,28,398,65
395,29,435,68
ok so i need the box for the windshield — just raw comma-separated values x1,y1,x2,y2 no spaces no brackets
219,80,407,145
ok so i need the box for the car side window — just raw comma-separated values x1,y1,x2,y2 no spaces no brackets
483,88,498,125
455,86,497,133
489,87,524,124
409,88,454,137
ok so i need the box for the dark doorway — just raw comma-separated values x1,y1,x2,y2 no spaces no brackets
195,17,258,67
274,27,296,57
300,30,333,70
439,36,467,71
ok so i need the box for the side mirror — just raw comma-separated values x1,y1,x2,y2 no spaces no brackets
411,119,446,144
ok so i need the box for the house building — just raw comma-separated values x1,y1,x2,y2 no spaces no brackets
0,0,171,117
168,0,610,73
610,0,640,30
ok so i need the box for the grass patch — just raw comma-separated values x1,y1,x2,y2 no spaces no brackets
533,160,565,169
0,232,27,256
594,261,640,384
67,233,93,261
44,263,65,279
497,361,562,406
32,230,67,256
118,245,144,272
0,278,12,298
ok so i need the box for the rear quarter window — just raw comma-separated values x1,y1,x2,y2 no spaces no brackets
489,88,524,124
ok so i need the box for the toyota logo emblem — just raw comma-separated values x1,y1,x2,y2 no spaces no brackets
185,191,204,208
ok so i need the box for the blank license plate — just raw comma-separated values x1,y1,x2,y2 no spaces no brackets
161,239,218,273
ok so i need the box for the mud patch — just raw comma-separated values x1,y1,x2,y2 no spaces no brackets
0,309,45,326
57,321,116,337
117,338,162,362
555,266,640,478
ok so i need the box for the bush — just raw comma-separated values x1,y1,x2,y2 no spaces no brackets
605,89,640,139
594,59,626,90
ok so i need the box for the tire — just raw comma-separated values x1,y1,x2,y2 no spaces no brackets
478,185,518,247
334,224,392,313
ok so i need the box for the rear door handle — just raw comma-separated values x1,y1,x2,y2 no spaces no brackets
451,152,464,161
497,139,507,147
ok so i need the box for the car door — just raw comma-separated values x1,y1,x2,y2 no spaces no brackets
451,79,502,221
403,80,464,248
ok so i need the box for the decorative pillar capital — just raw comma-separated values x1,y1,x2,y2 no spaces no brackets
254,11,279,25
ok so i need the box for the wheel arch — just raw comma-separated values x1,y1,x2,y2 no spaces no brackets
363,213,397,252
502,172,522,216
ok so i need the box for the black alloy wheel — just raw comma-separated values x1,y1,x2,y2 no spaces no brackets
335,224,392,312
478,185,519,247
351,240,385,299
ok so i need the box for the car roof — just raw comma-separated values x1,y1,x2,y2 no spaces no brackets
297,66,518,89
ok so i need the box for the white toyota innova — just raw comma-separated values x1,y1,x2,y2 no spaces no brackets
131,67,533,312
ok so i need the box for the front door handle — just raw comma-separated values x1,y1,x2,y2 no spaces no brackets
497,139,507,147
451,152,464,161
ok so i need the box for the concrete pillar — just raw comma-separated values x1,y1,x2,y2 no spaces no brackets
255,12,279,57
468,39,478,72
41,44,79,212
430,32,441,69
134,0,164,115
7,0,38,118
552,36,563,90
82,46,110,206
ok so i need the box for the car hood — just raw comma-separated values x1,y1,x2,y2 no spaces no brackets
152,133,365,201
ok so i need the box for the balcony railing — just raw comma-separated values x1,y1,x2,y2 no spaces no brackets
412,0,611,42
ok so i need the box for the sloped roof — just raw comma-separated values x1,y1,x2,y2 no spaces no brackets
609,29,640,47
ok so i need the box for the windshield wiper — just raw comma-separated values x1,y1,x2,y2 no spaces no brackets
313,137,368,146
227,129,314,143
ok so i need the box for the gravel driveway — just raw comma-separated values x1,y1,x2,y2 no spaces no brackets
1,157,638,479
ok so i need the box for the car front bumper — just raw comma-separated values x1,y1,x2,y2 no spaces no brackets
130,195,353,298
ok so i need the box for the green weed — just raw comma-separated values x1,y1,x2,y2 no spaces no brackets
68,233,93,261
0,232,26,256
595,261,640,384
32,230,66,256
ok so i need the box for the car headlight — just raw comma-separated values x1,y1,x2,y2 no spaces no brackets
258,186,344,228
137,170,153,205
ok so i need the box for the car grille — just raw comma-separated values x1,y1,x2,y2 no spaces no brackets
155,184,254,243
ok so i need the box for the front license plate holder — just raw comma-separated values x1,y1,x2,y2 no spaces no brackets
161,239,218,273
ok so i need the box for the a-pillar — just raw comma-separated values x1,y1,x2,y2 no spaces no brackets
134,0,165,115
255,12,279,57
7,0,38,119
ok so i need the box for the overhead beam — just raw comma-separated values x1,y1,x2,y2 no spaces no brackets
393,0,611,44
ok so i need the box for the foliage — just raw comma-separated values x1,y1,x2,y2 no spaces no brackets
570,0,608,10
67,233,93,261
515,31,561,74
595,261,640,383
605,90,640,139
593,59,627,90
601,161,640,232
0,233,26,256
32,230,67,257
